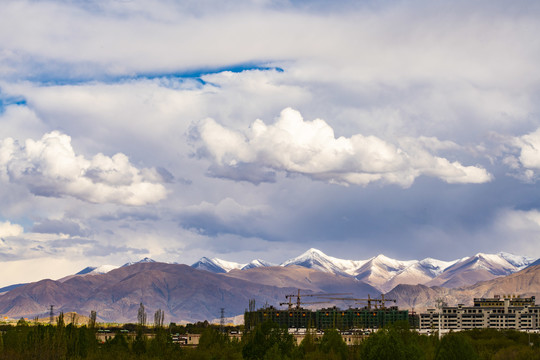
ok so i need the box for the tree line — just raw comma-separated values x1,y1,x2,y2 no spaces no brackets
1,315,539,359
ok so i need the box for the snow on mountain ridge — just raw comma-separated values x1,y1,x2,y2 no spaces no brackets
210,258,246,272
468,253,515,274
242,259,275,270
122,257,155,267
281,248,366,275
353,254,418,290
277,249,535,292
417,258,458,277
69,250,536,294
498,252,535,269
73,264,120,277
91,265,119,274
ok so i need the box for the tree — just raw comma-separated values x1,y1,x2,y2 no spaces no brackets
137,303,147,327
132,329,147,356
69,313,78,325
435,332,478,360
89,310,97,329
318,329,348,360
57,312,65,328
242,321,295,360
103,332,130,358
298,328,317,357
361,323,425,360
154,308,165,328
16,318,28,327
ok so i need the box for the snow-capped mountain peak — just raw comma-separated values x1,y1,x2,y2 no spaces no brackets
75,264,119,276
498,252,535,270
353,255,416,289
468,253,515,274
280,248,365,275
67,249,538,294
210,258,246,272
241,259,275,270
423,252,532,289
122,257,156,267
91,264,119,274
191,257,246,273
417,258,457,277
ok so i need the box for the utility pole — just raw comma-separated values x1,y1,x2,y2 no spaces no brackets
436,298,444,340
49,305,54,325
220,308,225,333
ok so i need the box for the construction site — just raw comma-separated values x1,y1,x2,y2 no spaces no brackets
244,290,412,331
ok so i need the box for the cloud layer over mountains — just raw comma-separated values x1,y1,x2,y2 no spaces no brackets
1,0,540,287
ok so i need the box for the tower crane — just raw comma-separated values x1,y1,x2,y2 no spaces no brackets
280,289,353,310
280,290,397,311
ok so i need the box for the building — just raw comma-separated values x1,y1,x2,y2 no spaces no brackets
419,295,539,333
245,305,410,331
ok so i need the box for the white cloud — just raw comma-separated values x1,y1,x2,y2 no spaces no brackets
196,108,492,187
0,0,538,275
0,220,23,238
502,127,540,182
0,131,167,205
0,258,82,288
490,208,540,259
516,128,540,169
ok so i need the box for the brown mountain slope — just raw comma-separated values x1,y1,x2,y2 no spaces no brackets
462,263,540,298
0,262,299,323
225,265,380,297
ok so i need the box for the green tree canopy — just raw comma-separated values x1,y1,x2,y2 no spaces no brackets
435,332,478,360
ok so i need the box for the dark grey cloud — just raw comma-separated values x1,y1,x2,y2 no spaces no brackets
156,166,175,183
32,219,90,237
177,198,271,239
98,210,160,222
207,163,276,184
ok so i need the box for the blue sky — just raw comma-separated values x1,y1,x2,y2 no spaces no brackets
1,0,540,286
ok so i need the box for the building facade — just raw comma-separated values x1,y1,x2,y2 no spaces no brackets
419,295,539,332
245,305,409,330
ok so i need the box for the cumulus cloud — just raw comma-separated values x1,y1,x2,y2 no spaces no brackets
195,108,492,187
515,128,540,169
0,131,167,205
502,127,540,182
0,220,23,238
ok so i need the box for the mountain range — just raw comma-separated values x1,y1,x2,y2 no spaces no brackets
190,248,536,292
71,248,537,293
0,249,538,323
387,262,540,311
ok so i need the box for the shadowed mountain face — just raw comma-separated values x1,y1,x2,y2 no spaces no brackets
387,264,540,310
527,258,540,268
0,263,300,323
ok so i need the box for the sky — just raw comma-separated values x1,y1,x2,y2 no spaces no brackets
1,0,540,287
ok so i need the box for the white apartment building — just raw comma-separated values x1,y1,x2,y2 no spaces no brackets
419,295,539,332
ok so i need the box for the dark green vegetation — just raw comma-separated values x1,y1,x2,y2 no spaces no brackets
1,318,539,359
